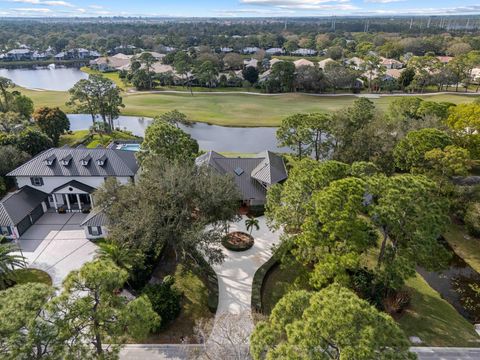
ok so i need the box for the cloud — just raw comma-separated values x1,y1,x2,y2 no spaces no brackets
10,0,73,7
14,7,52,12
239,0,357,11
354,5,480,15
88,5,103,9
364,0,405,3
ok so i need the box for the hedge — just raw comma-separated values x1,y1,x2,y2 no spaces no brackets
251,255,278,313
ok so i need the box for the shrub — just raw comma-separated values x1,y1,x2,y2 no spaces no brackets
383,290,411,315
248,205,265,217
465,202,480,237
142,276,181,330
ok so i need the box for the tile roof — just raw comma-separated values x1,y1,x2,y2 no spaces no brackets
0,186,48,226
7,147,139,178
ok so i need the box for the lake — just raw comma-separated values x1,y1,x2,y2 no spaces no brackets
67,114,287,153
0,67,88,91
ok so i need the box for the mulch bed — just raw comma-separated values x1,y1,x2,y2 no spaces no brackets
222,231,254,251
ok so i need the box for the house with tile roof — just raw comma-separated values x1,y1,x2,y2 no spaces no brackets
195,151,288,206
1,145,139,239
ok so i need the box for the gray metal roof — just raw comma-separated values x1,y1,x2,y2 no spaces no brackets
0,186,48,226
7,147,139,178
80,210,109,227
52,180,96,194
196,151,287,202
252,151,288,185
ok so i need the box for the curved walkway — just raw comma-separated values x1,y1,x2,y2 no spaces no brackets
210,215,280,338
126,89,480,98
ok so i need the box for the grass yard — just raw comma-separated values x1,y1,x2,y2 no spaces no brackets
13,268,52,286
18,85,479,127
444,223,480,273
261,262,306,315
398,274,480,347
80,67,128,90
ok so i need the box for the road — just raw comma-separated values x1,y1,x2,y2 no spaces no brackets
119,346,480,359
412,347,480,360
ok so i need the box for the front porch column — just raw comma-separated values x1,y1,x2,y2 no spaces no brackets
76,194,82,212
52,194,58,211
65,194,71,212
89,194,94,207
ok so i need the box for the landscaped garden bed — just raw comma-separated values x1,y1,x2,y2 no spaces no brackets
13,268,52,286
222,231,254,251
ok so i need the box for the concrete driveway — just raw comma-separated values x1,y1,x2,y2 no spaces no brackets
15,212,98,287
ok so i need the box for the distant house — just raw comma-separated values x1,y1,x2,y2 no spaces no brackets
32,51,47,60
54,52,66,60
293,58,314,68
437,56,454,64
318,58,335,70
346,57,365,70
89,50,101,58
266,48,285,55
1,146,140,239
292,48,317,56
113,45,137,55
220,47,234,53
243,58,259,68
6,49,32,61
380,57,403,69
134,51,165,61
243,47,260,54
269,58,283,67
90,53,132,72
195,151,288,206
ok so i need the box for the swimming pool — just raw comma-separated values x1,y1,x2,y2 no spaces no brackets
118,144,141,152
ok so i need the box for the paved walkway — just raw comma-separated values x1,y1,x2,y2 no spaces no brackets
15,212,97,287
209,216,280,339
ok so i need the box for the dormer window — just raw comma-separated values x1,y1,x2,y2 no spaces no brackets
60,154,72,166
96,155,107,167
44,155,56,166
80,154,91,166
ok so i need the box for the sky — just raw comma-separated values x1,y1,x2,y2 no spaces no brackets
0,0,479,18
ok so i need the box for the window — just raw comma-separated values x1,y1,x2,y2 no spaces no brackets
0,226,12,236
88,226,102,237
30,177,44,186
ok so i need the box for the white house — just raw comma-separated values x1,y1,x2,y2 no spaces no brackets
266,48,285,55
292,48,317,56
1,146,139,239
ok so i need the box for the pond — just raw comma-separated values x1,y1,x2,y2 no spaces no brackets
67,114,287,153
0,67,88,91
417,239,480,322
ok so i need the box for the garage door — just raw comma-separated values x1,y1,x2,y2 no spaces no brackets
17,216,32,236
29,204,44,224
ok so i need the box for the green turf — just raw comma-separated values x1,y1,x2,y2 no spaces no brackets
14,268,52,286
398,274,480,347
18,86,480,127
80,67,128,90
444,223,480,273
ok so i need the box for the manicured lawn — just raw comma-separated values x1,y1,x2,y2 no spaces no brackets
60,130,140,148
80,67,129,90
261,262,305,315
18,86,480,127
59,130,90,146
444,223,480,273
14,268,52,286
398,274,480,347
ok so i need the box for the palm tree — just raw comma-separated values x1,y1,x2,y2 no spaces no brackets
0,243,26,289
95,240,136,271
245,217,260,235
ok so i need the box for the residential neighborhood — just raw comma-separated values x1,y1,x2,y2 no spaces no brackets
0,9,480,360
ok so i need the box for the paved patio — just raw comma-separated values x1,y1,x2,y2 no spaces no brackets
15,212,98,287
